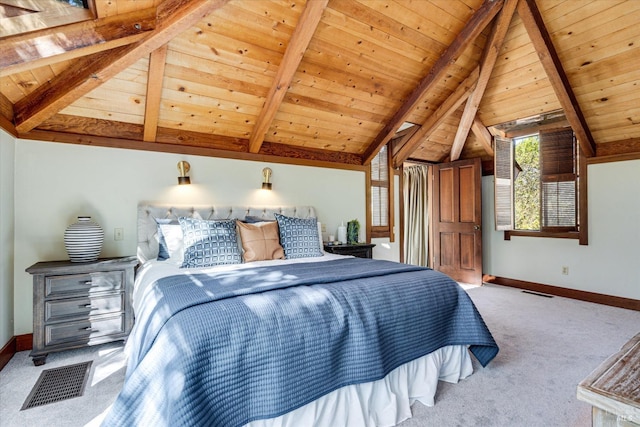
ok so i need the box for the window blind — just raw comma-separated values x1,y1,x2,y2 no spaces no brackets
371,145,389,228
540,129,577,230
494,136,514,230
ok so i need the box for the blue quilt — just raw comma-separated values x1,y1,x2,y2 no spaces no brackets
102,258,498,427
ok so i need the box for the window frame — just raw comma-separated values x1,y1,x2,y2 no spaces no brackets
496,128,588,245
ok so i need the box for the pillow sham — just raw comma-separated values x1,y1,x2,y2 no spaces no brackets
179,217,241,268
156,219,184,263
236,220,285,262
274,213,323,259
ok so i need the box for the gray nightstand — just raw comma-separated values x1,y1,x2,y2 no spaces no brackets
26,256,137,366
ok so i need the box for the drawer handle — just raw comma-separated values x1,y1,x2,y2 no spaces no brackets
83,327,98,332
83,280,93,285
83,304,98,309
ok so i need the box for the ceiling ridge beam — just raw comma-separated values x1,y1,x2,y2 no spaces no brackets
517,0,596,157
13,0,230,134
0,8,156,78
248,0,329,154
143,44,169,142
450,0,519,161
393,66,480,168
361,0,505,166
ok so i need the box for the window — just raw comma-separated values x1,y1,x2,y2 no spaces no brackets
57,0,89,8
494,128,587,244
369,144,394,240
513,134,540,230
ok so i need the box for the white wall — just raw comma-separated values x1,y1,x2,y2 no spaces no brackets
6,135,638,341
0,128,15,348
483,159,640,300
12,138,366,336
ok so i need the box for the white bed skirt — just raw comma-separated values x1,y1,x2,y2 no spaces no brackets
246,345,473,427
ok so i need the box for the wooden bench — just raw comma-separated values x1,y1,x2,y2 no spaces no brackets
577,333,640,426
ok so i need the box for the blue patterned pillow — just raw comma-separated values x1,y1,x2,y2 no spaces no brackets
274,213,323,259
179,218,241,267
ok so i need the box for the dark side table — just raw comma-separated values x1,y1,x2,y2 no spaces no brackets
324,243,375,259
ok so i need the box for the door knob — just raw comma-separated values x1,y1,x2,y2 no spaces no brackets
474,225,481,230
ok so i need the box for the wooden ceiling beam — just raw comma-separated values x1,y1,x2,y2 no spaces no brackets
143,44,169,142
393,66,480,168
592,137,640,160
13,0,230,134
0,1,93,38
517,0,596,157
36,113,144,140
0,91,17,137
361,0,505,166
0,91,14,118
390,125,420,158
471,116,494,157
259,141,362,166
0,8,156,77
450,0,518,161
19,122,364,170
248,0,329,154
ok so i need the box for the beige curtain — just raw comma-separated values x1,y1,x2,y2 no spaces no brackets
403,165,429,267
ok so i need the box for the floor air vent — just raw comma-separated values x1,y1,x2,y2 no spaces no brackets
21,361,92,410
522,290,553,298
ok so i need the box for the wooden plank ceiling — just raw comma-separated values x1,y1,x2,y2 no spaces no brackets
1,0,639,169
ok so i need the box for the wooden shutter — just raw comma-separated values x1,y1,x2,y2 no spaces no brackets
494,136,514,230
371,144,391,238
539,129,577,231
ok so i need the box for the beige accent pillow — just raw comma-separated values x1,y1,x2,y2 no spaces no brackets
236,220,285,262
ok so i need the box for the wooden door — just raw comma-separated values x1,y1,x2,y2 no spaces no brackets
431,158,482,285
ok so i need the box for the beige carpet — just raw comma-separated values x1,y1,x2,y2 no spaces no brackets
399,284,640,426
1,283,638,427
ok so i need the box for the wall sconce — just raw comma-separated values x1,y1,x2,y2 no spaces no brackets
261,167,273,190
177,161,191,185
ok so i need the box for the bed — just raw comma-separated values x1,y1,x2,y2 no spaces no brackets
102,204,498,427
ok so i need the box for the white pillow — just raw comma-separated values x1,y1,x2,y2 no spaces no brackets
158,223,184,264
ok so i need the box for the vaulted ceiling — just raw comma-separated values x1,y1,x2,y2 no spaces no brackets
1,0,639,170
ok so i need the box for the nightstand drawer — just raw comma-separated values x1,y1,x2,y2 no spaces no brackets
45,271,124,297
45,294,123,322
45,314,126,347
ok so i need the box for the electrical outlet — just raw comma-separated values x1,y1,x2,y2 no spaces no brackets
562,266,569,275
321,223,326,232
114,228,124,241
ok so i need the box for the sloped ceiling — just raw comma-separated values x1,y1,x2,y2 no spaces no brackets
1,0,639,170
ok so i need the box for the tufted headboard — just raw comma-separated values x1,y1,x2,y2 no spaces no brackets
137,203,317,264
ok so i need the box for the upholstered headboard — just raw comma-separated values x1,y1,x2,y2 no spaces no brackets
137,203,317,264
